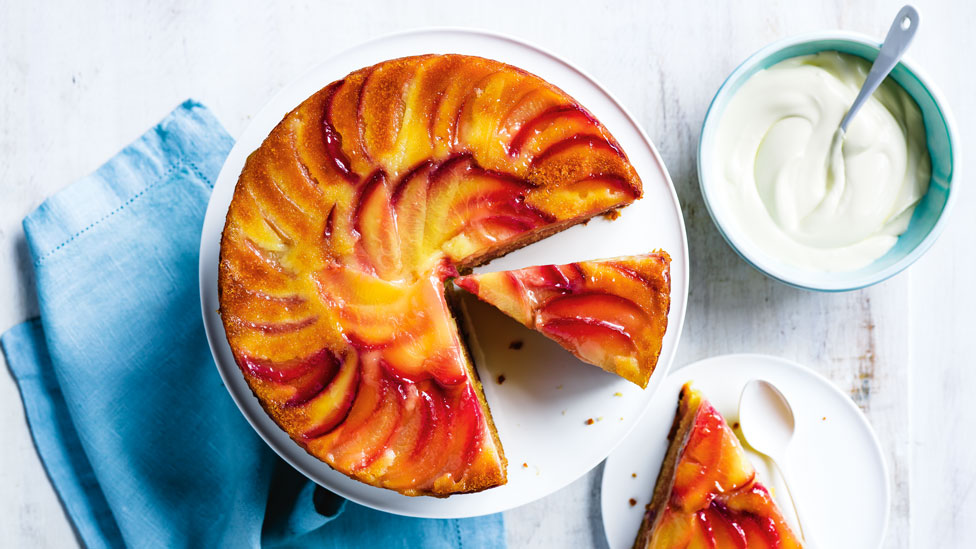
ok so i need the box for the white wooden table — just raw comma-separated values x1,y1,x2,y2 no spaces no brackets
2,1,972,547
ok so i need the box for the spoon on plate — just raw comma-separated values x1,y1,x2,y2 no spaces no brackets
828,5,919,183
738,379,817,547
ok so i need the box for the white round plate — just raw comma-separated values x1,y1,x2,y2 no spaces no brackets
199,28,688,518
601,354,890,548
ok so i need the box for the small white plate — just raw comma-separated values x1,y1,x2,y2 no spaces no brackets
601,354,890,549
198,28,688,518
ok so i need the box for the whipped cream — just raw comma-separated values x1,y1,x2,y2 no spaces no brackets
713,51,931,272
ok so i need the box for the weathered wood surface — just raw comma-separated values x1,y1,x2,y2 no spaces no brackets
1,1,971,547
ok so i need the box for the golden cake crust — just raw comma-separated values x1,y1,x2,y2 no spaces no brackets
218,54,643,496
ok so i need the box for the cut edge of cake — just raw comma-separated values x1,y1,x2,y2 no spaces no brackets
633,383,702,548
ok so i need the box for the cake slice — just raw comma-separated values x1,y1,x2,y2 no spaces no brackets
634,383,803,548
453,252,670,388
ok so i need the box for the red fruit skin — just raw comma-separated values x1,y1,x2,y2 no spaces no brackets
452,276,478,295
352,170,403,278
637,385,802,549
236,346,332,383
531,133,624,167
540,317,638,360
454,253,670,388
300,371,360,440
321,80,360,183
285,350,342,406
507,104,599,156
539,293,647,334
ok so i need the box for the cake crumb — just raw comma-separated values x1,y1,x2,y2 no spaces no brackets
628,498,637,507
631,473,637,478
604,209,622,221
561,410,566,415
496,374,506,385
585,418,595,425
613,392,623,397
556,384,564,390
509,340,524,350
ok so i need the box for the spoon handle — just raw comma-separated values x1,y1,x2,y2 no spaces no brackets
838,5,919,132
777,460,819,549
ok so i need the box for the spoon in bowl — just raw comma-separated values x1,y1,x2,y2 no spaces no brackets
738,379,817,547
838,5,919,133
828,5,919,184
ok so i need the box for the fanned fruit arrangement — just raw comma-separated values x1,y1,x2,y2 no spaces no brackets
633,383,803,548
454,253,671,388
218,53,671,497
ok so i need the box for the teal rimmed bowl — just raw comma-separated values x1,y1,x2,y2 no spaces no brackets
698,31,957,291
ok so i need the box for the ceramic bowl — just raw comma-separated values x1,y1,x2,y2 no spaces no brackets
698,31,957,291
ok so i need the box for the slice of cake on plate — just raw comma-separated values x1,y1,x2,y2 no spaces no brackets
633,383,803,548
453,253,670,388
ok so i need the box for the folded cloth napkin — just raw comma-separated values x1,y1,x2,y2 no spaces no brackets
1,100,505,549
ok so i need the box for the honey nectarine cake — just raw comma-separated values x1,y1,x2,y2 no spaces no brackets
218,53,648,497
634,383,802,548
454,253,671,388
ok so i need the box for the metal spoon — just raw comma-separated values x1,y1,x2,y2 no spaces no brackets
738,379,816,547
828,5,919,187
827,6,919,194
839,5,919,133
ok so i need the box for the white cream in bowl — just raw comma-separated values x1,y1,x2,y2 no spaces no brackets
713,51,930,272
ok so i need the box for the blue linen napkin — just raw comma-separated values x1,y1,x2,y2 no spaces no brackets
1,100,505,549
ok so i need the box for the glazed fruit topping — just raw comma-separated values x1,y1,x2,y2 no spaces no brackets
219,54,647,496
